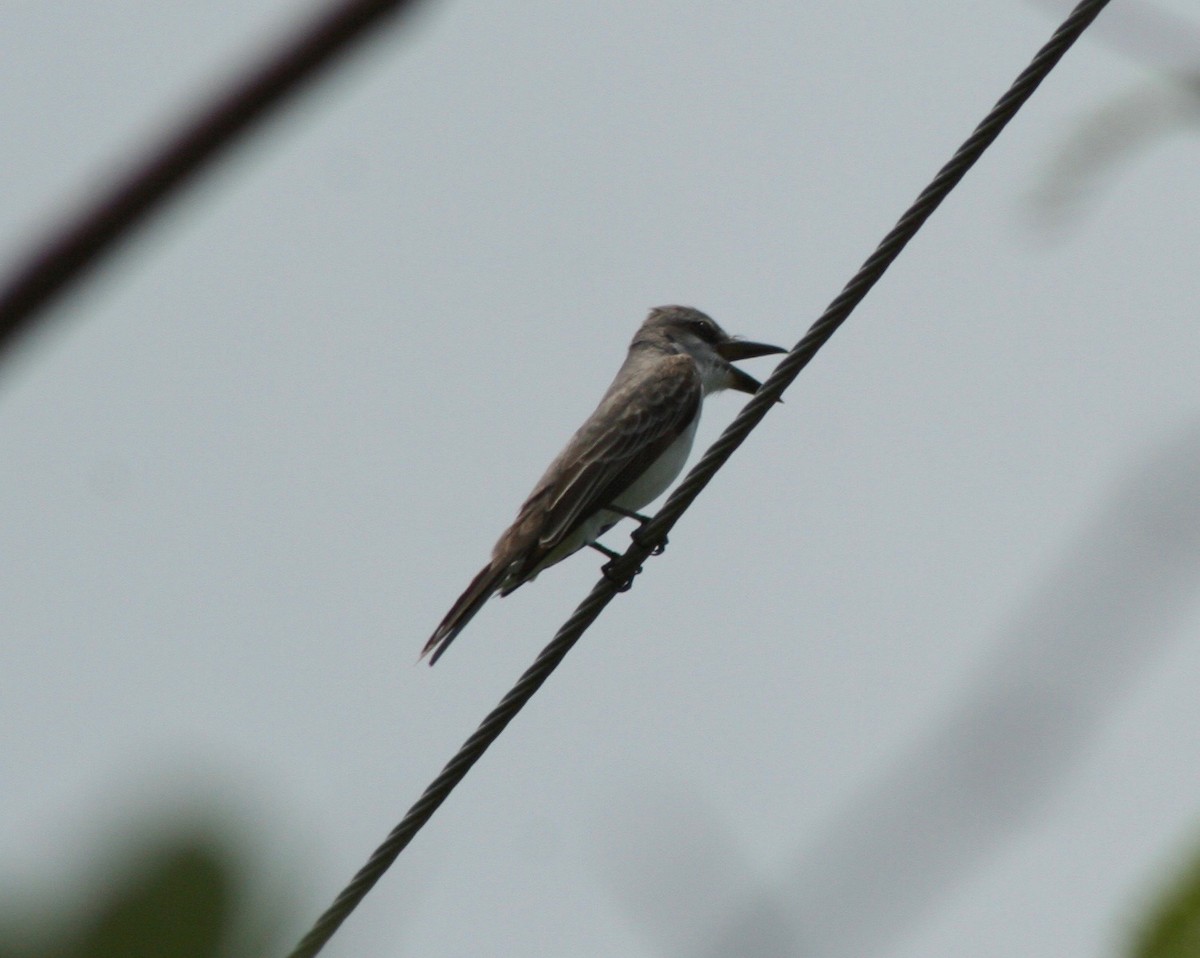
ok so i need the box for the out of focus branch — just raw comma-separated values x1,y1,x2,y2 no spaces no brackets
0,0,430,361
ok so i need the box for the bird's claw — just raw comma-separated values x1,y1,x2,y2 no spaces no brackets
601,559,641,592
632,530,668,556
630,529,668,556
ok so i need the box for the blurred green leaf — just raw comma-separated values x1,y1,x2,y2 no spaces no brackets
1132,840,1200,958
1,819,286,958
58,839,234,958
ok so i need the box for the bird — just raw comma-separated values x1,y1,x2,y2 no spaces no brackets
422,305,785,664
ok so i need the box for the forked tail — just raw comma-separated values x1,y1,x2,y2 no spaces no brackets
421,561,507,664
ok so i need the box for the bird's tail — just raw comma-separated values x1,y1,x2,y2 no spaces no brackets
421,561,507,665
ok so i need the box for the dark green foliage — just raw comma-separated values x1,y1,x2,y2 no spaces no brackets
1,825,285,958
1132,840,1200,958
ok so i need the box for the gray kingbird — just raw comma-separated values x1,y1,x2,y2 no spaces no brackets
422,305,784,664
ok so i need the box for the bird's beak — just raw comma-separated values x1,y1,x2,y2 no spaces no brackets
717,338,787,395
716,338,787,362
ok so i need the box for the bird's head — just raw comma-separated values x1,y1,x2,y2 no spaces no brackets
636,305,786,395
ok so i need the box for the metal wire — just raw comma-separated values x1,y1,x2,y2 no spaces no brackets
284,1,1113,955
0,0,429,358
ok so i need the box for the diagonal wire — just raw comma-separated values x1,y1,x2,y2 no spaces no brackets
0,0,430,359
285,1,1114,955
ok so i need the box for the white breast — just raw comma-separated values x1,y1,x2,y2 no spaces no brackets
612,413,700,513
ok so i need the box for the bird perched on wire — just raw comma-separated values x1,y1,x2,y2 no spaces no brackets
422,305,785,664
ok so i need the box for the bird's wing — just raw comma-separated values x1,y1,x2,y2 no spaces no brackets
501,353,701,575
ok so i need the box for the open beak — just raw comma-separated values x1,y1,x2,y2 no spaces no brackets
716,338,787,363
717,338,787,395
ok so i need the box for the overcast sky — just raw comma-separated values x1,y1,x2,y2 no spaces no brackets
3,2,1199,957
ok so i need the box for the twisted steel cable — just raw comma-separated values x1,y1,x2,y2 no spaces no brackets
285,1,1114,955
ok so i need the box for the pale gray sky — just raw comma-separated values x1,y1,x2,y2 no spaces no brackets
2,2,1199,957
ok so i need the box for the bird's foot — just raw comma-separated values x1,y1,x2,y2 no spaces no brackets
605,505,668,555
600,557,641,593
591,542,640,590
